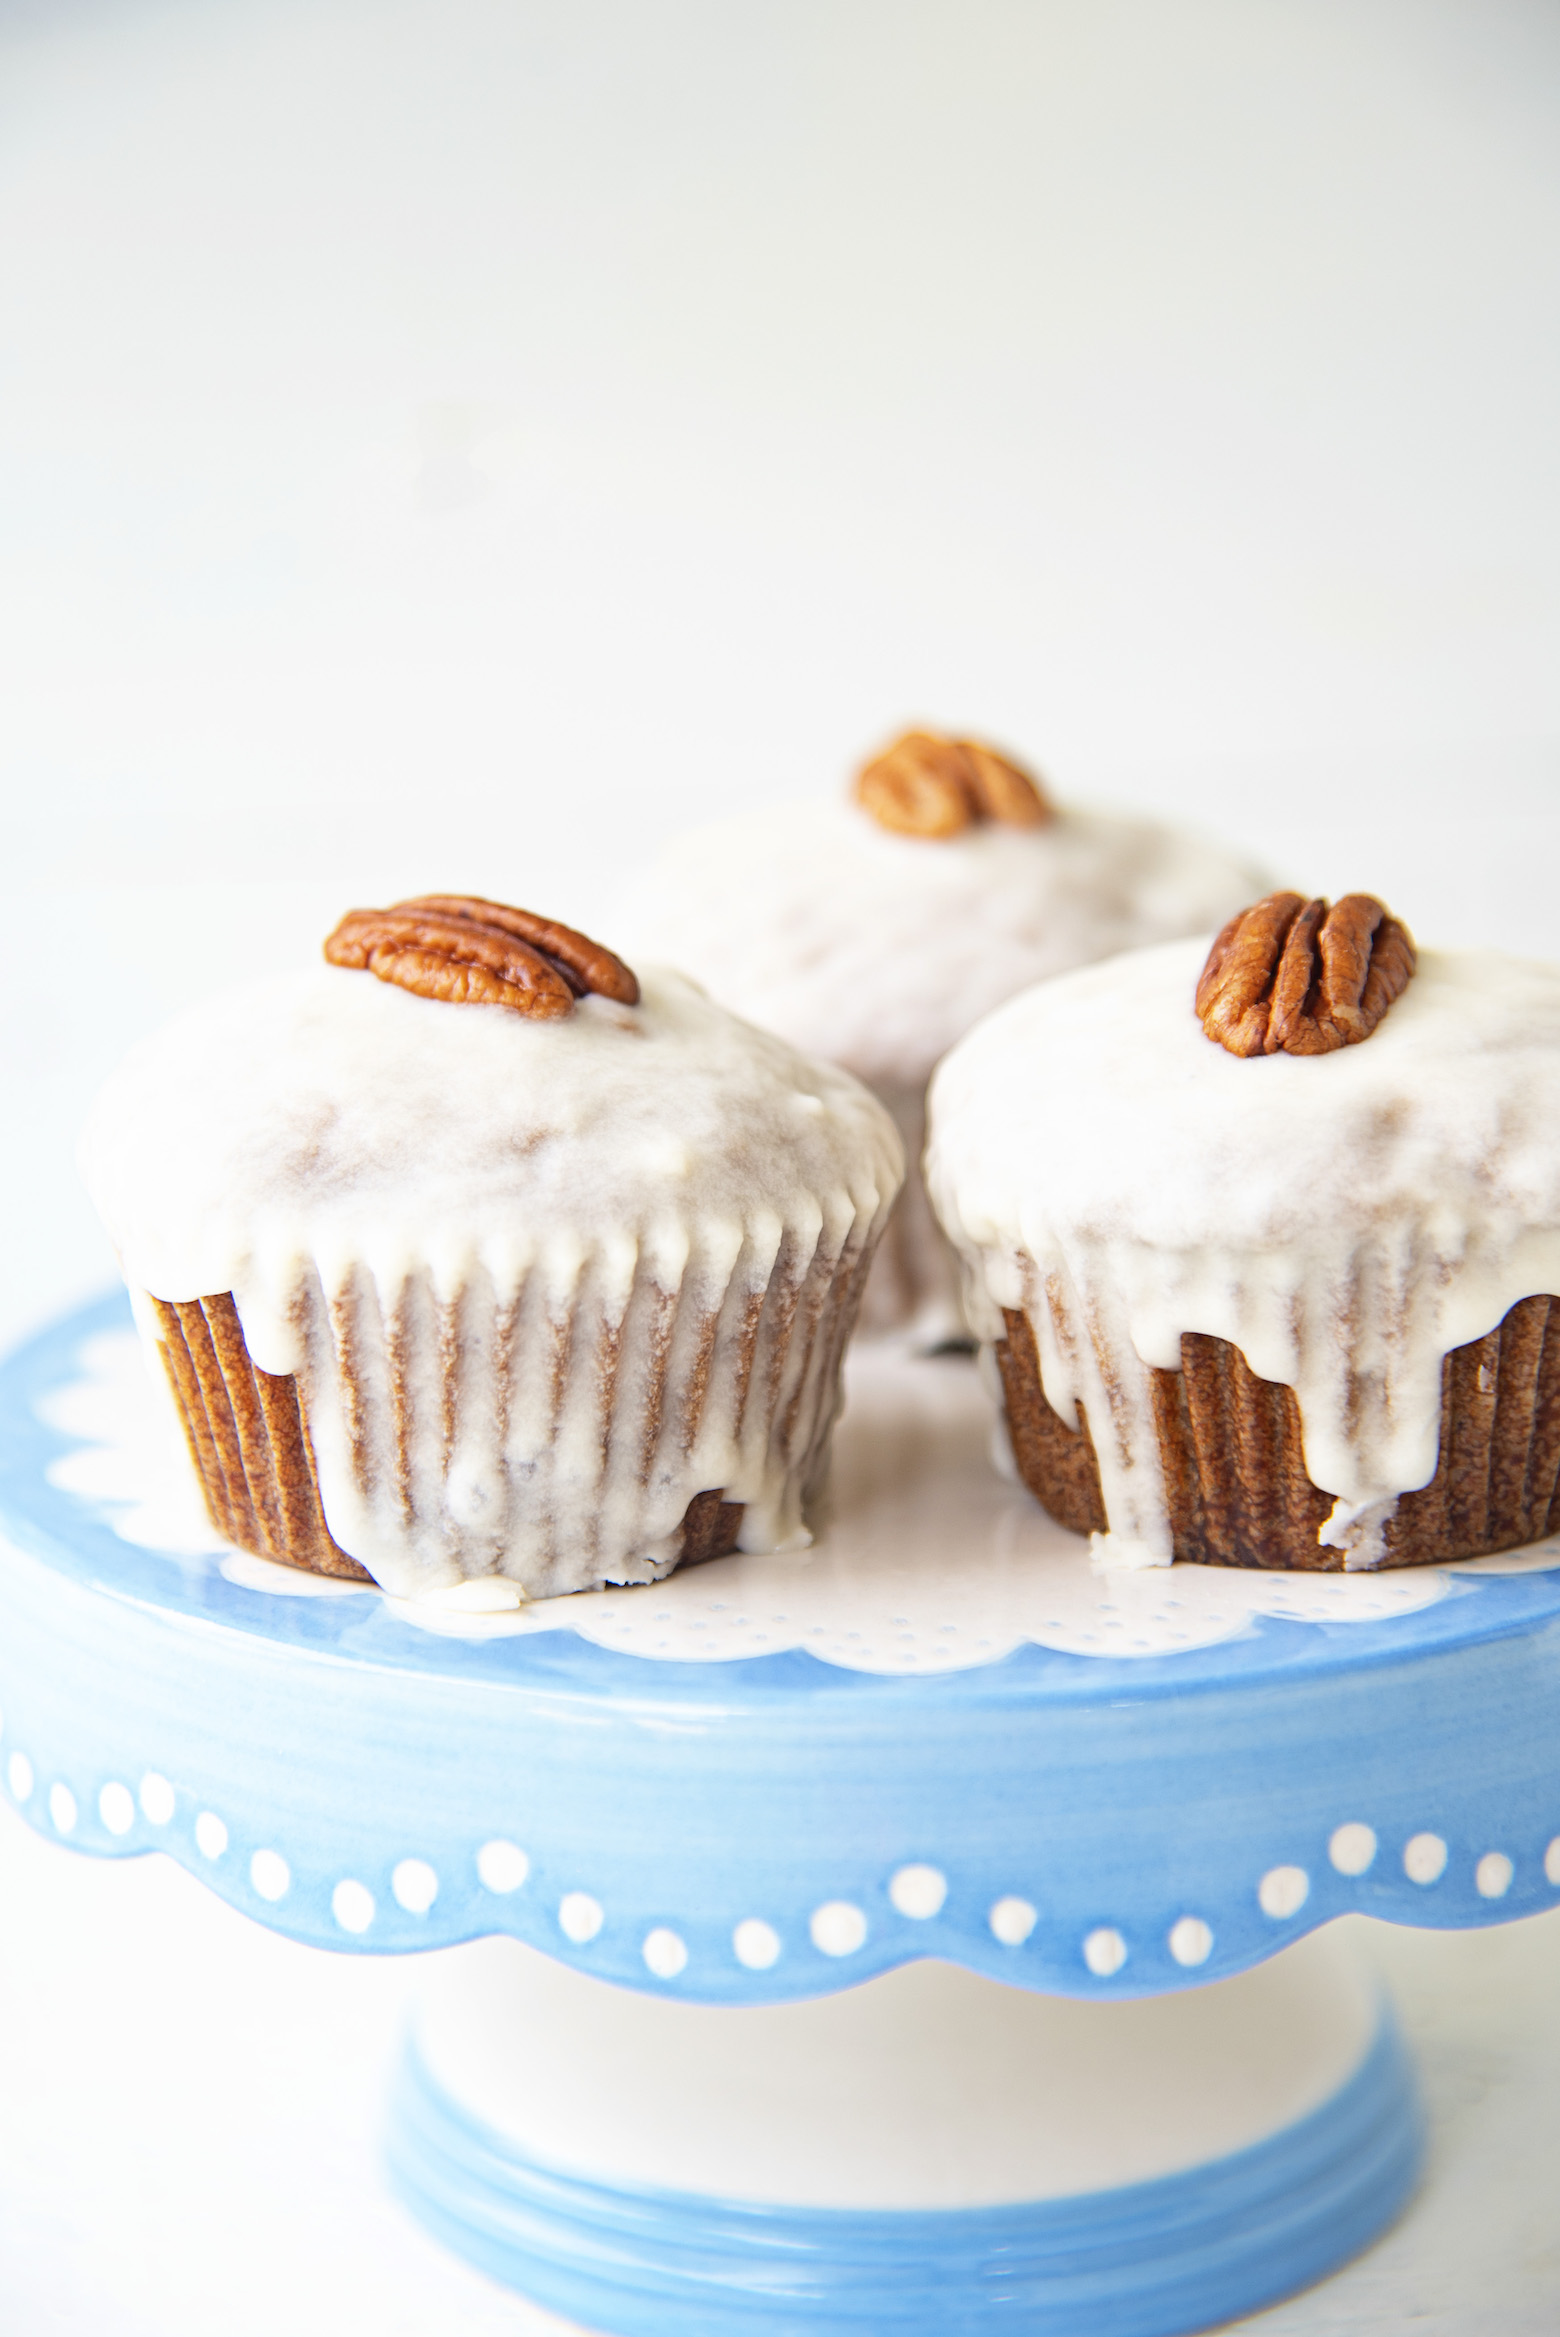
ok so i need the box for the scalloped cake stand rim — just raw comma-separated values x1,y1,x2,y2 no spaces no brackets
2,1289,1559,2007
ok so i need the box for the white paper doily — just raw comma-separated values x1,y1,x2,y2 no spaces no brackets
38,1327,1560,1675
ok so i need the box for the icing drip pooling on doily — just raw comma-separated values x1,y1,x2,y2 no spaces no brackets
80,967,902,1599
926,942,1560,1569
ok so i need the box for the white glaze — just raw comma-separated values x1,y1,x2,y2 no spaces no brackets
619,799,1264,1334
79,966,902,1598
619,800,1267,1095
927,942,1560,1567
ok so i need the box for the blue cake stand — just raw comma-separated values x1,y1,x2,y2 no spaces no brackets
4,1290,1559,2334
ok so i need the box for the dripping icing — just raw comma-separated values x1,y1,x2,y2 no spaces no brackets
927,941,1560,1567
81,967,902,1598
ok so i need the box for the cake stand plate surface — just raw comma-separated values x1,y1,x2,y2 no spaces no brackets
3,1291,1560,2005
25,1291,1554,2334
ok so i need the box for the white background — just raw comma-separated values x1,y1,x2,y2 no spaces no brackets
1,1,1558,2328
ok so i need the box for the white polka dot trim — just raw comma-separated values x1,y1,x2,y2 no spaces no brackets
889,1864,947,1920
99,1781,135,1837
558,1891,604,1944
392,1858,439,1914
1329,1823,1377,1877
194,1812,228,1860
139,1772,175,1826
1475,1851,1514,1900
810,1901,868,1957
1168,1916,1212,1968
989,1896,1037,1947
643,1927,688,1979
1084,1927,1127,1978
1403,1832,1448,1886
332,1879,375,1934
733,1918,782,1970
477,1840,530,1895
1258,1865,1310,1919
5,1741,1533,1964
250,1848,290,1901
1546,1838,1560,1887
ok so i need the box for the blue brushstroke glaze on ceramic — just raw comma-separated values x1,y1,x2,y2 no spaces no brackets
385,2014,1422,2334
3,1292,1560,1998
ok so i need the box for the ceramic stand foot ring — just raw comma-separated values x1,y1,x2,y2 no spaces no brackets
387,1927,1422,2336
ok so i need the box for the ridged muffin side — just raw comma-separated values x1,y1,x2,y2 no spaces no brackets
997,1296,1560,1570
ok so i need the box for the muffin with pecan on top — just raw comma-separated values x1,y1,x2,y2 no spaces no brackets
79,894,902,1603
927,890,1560,1570
620,729,1266,1341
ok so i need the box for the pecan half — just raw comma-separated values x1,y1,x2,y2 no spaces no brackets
1196,890,1416,1057
396,896,640,1004
324,895,640,1018
854,729,1053,839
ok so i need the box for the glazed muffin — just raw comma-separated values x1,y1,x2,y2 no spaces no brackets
620,729,1267,1339
80,896,902,1602
926,892,1560,1570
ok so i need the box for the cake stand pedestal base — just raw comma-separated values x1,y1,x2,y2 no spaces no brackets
389,1927,1421,2336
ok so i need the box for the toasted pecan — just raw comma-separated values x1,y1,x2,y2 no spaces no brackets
324,895,640,1018
396,895,640,1005
854,729,1053,839
957,739,1052,829
1196,890,1416,1058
